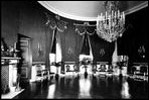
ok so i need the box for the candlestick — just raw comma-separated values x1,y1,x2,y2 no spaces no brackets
109,15,111,29
112,10,113,20
118,10,120,18
115,11,116,18
123,12,125,24
14,42,16,49
38,43,40,50
106,11,107,19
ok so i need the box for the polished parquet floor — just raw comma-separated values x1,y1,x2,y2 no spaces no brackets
14,74,148,99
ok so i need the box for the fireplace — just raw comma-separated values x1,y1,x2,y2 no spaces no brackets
1,57,20,94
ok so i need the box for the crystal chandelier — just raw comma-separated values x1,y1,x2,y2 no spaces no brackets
96,1,125,42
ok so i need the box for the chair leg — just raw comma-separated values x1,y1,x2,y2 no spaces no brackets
41,72,44,82
48,71,50,80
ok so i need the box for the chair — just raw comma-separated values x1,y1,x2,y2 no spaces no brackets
131,64,148,81
131,66,136,75
64,61,77,76
49,62,63,81
107,65,113,76
36,64,50,82
65,64,74,76
140,66,147,75
98,64,106,72
140,66,148,81
92,64,97,74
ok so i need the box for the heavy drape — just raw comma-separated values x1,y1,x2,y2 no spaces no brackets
80,34,90,55
51,29,56,54
45,25,53,70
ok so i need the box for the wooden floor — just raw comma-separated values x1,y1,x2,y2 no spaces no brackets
13,74,148,99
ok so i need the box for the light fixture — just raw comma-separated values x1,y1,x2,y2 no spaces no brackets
96,1,125,42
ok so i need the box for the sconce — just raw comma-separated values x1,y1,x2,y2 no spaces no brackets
37,43,43,57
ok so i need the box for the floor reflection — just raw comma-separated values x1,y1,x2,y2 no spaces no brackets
15,74,148,99
47,84,56,99
78,74,92,98
121,81,131,99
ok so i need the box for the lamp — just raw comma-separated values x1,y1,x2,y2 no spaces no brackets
96,1,125,42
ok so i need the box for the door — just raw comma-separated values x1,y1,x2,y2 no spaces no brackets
17,34,32,80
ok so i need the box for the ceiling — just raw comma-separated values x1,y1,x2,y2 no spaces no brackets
38,1,148,21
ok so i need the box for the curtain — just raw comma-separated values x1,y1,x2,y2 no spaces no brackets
49,28,63,73
88,35,94,61
45,13,67,72
55,31,62,63
49,29,56,64
45,24,53,70
112,41,118,65
74,23,95,62
79,34,93,62
80,34,90,55
51,29,56,54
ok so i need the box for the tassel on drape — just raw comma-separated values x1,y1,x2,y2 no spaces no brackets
49,28,62,64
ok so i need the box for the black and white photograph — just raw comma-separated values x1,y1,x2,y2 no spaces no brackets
1,1,148,99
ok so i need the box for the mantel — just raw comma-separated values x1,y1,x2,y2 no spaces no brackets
2,57,21,60
1,57,21,65
1,57,21,94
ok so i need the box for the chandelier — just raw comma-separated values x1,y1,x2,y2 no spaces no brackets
96,1,125,42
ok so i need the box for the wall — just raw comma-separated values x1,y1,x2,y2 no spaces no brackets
1,1,19,47
18,1,46,62
117,7,148,63
1,1,47,62
59,21,83,62
1,1,115,64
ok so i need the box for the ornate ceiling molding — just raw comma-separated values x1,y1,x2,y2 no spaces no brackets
38,1,97,21
38,1,148,21
45,13,68,32
124,1,148,15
